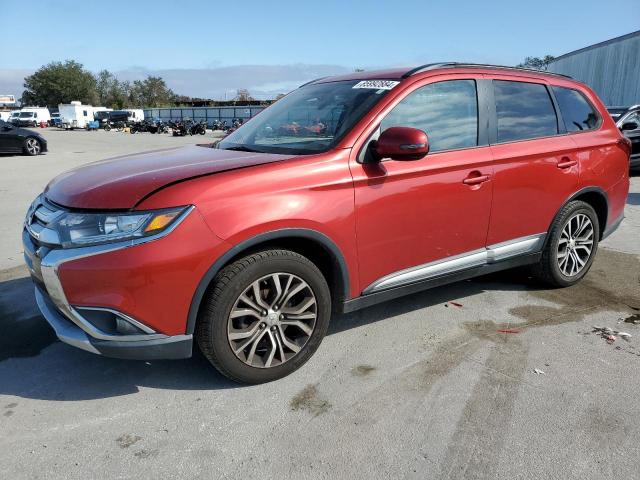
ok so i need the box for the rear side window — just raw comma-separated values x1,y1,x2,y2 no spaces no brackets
494,80,558,142
381,80,478,152
552,86,600,132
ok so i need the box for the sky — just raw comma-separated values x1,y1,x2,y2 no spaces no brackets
1,0,638,99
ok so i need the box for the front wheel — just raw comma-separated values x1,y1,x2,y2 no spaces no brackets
196,249,331,384
532,200,599,287
23,137,42,156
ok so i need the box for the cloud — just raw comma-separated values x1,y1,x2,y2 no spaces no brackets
0,64,352,101
113,64,352,99
0,69,32,98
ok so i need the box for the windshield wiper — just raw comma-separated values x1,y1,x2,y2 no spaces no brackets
222,145,263,153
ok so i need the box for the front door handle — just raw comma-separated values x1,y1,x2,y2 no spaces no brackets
463,172,491,185
557,157,578,169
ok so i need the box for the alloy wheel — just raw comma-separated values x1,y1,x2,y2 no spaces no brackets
556,213,594,277
26,138,41,155
227,273,317,368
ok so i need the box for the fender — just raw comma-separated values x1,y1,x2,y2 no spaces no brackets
185,228,350,334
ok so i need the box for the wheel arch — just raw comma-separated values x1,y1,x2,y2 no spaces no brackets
566,187,608,240
186,228,350,335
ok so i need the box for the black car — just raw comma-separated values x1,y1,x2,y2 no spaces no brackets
0,120,47,155
607,106,630,121
617,107,640,169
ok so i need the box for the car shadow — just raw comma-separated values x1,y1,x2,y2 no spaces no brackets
0,265,540,401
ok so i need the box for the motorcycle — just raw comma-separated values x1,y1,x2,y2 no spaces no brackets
189,120,207,136
172,121,188,136
211,119,229,131
104,120,126,132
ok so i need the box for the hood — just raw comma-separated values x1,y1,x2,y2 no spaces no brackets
45,145,294,209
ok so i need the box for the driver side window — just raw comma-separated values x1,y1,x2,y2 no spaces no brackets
381,80,478,153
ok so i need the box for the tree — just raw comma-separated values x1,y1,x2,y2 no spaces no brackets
95,69,117,106
516,55,556,71
235,89,254,102
22,60,98,107
128,76,175,107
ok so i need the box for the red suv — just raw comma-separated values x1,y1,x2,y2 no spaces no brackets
23,63,630,383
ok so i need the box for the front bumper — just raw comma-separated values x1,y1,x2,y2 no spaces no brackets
34,287,192,359
22,198,226,360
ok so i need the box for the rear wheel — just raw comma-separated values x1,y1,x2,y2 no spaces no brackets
23,137,41,156
533,200,599,287
196,249,331,384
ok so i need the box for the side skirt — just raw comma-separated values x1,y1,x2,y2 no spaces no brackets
339,252,541,314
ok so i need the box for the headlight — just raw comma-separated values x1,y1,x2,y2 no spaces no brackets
50,206,191,248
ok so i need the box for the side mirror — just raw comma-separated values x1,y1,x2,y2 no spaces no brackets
374,127,429,161
621,121,638,131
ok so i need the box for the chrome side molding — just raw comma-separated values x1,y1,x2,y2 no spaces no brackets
363,233,546,294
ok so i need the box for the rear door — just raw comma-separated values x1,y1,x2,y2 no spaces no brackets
486,77,579,247
349,76,495,292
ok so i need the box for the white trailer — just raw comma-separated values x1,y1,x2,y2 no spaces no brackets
58,101,97,129
125,109,144,123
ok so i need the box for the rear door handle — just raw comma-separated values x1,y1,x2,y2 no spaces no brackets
463,172,491,185
557,157,578,169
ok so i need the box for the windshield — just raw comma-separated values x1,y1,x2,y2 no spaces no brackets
218,80,396,154
19,112,35,118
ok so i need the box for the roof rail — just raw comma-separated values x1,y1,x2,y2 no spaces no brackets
401,63,457,78
298,76,330,88
403,62,572,79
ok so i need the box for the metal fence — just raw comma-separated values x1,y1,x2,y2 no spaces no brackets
142,106,266,125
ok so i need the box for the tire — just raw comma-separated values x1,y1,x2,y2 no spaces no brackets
23,137,41,156
532,200,599,287
196,249,331,384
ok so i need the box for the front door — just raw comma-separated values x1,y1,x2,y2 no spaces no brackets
349,77,494,293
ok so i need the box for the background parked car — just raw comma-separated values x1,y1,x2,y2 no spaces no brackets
607,106,630,121
0,119,47,155
617,106,640,169
50,112,61,127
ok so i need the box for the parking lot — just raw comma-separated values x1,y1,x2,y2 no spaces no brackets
1,128,639,479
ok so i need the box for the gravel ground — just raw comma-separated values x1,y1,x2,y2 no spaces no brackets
1,128,639,479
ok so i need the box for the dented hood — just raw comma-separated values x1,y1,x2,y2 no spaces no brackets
44,145,293,209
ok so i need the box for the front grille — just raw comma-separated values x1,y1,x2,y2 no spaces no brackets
25,196,65,248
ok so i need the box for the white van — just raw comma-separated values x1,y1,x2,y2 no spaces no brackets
0,111,13,121
58,101,96,129
13,107,51,127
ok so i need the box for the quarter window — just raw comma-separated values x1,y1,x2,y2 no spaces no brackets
552,86,600,132
381,80,478,152
494,80,558,142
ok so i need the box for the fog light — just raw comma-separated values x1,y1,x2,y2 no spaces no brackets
116,317,144,335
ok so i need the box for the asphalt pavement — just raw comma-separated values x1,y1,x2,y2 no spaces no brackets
1,128,639,479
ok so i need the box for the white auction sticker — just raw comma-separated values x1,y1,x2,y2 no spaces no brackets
352,80,400,90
